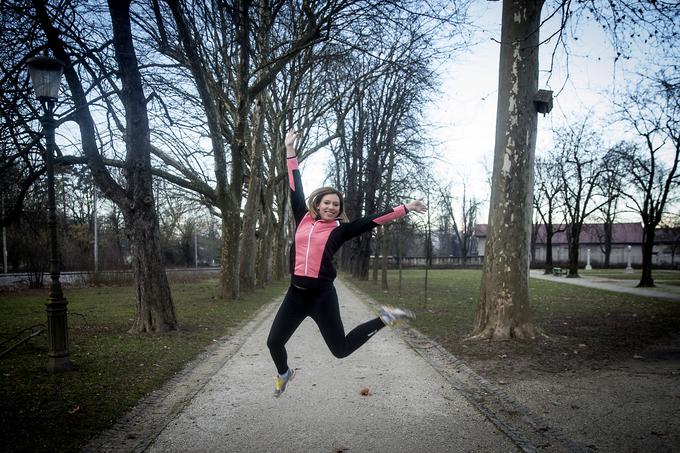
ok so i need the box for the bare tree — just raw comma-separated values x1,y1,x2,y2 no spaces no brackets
332,49,437,278
658,214,680,267
440,181,480,262
30,0,179,332
533,152,566,272
615,75,680,287
473,0,544,341
593,143,626,268
555,119,607,277
474,0,678,340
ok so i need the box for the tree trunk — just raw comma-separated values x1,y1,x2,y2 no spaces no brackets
567,224,581,277
397,225,403,297
272,185,289,280
472,0,544,341
126,212,176,332
381,226,390,291
372,227,381,283
239,97,265,293
219,206,241,299
530,223,538,264
543,224,554,274
603,222,612,268
567,224,581,278
256,208,273,287
638,225,656,287
257,184,275,287
355,243,371,280
108,0,177,332
218,0,250,299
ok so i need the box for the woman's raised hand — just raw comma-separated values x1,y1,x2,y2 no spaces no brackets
285,129,300,156
406,199,428,214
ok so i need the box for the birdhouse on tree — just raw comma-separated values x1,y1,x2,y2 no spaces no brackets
534,89,553,114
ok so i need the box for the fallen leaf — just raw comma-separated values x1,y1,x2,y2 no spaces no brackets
633,354,645,359
335,448,350,452
68,405,81,415
359,387,371,396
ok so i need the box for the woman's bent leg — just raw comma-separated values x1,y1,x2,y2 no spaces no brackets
311,287,385,359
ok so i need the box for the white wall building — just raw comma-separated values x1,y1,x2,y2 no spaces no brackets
474,223,680,268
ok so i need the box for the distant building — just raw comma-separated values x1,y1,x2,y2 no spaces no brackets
474,223,680,268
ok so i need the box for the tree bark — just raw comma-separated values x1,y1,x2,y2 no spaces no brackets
108,0,177,332
372,227,381,283
603,221,612,268
472,0,544,341
566,223,582,277
218,0,251,299
639,224,656,287
239,96,265,293
544,224,554,273
381,226,390,291
34,0,177,332
272,183,289,281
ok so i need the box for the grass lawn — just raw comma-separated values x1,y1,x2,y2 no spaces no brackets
0,278,288,453
348,269,680,376
580,268,680,286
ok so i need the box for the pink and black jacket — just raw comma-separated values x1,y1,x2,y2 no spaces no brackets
287,156,408,290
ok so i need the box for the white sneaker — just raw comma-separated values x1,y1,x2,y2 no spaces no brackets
273,368,295,397
379,305,416,327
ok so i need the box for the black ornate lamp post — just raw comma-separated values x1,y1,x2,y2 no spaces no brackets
26,55,73,372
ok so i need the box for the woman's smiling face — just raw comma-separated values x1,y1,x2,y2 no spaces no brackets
316,194,341,221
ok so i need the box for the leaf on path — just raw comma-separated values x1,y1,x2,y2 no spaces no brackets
335,447,350,452
359,387,371,396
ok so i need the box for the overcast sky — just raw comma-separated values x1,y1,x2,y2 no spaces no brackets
301,2,657,223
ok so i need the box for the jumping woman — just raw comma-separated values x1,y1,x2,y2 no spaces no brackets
267,129,428,397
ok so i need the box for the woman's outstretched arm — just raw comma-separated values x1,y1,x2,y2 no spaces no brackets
338,199,428,240
285,129,307,224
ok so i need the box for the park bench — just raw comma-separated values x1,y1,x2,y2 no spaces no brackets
552,267,568,276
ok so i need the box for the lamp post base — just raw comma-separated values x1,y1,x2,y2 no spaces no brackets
45,298,73,372
47,354,74,373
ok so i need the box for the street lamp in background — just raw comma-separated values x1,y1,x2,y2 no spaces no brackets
26,55,73,372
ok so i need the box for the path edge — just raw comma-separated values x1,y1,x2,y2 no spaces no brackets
339,277,587,453
81,296,282,453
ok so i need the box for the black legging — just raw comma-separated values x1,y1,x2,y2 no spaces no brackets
267,285,385,375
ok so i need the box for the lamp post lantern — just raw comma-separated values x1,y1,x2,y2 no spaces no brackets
26,55,73,372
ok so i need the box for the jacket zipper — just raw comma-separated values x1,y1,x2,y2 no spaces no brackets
304,221,316,276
